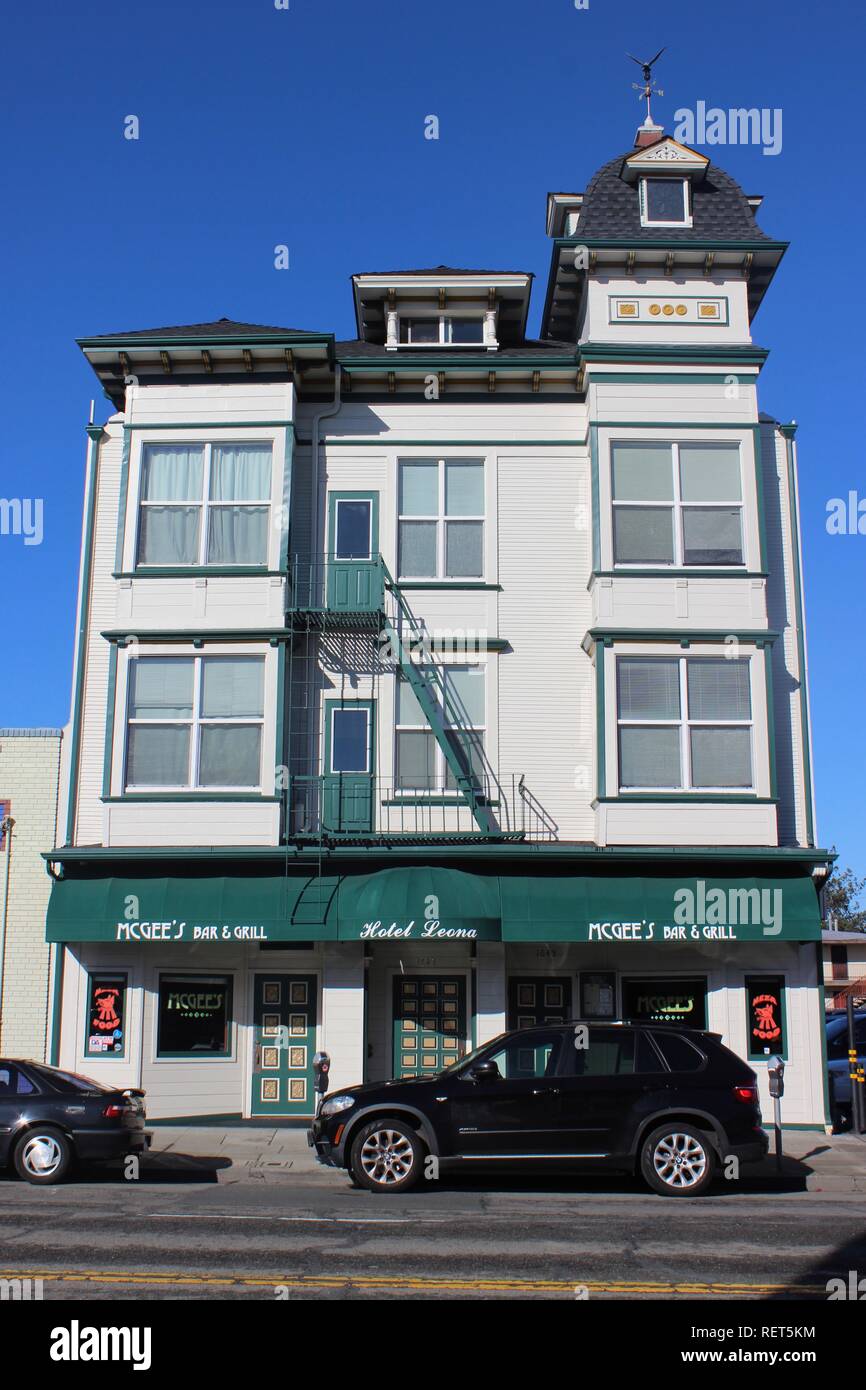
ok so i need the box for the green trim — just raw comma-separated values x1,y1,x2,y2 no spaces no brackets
763,645,778,803
281,425,294,570
590,425,600,572
595,641,606,799
582,343,768,365
592,420,762,429
101,794,281,803
556,236,789,253
66,428,103,844
587,628,779,645
596,795,777,804
396,581,502,591
586,372,758,385
784,434,816,848
102,629,291,644
123,420,296,430
339,359,579,372
113,567,282,579
327,490,380,557
114,428,131,574
591,569,768,579
427,638,508,652
48,944,65,1067
43,843,836,864
752,424,769,572
382,796,501,808
315,439,584,448
101,644,119,800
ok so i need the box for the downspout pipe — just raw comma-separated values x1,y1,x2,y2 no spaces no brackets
0,816,15,1051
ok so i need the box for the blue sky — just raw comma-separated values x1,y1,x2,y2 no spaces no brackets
1,0,864,876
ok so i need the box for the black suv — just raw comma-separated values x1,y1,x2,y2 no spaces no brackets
308,1022,768,1197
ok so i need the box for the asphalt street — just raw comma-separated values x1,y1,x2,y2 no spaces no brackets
1,1163,864,1301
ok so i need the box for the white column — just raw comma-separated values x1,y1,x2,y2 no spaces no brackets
386,310,399,350
483,309,497,349
321,942,366,1091
475,942,506,1042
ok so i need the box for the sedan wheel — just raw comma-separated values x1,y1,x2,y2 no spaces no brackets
349,1120,425,1193
640,1122,715,1198
13,1127,73,1184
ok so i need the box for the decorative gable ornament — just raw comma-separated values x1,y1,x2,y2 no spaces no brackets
622,138,709,181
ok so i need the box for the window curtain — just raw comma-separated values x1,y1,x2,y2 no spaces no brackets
141,446,203,500
201,658,264,718
619,727,681,787
128,659,194,718
126,726,191,786
198,726,262,786
207,445,272,564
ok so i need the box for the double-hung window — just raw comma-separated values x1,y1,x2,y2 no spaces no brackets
125,655,265,790
395,666,486,792
137,442,273,566
611,442,744,566
617,656,753,791
398,459,484,578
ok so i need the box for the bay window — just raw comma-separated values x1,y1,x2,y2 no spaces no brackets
611,441,744,566
136,441,273,566
398,459,484,578
617,655,754,791
125,655,265,790
396,666,486,792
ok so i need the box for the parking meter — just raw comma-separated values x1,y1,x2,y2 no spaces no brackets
767,1055,785,1098
312,1051,331,1114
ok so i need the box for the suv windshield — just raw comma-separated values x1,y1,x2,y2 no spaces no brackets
439,1035,506,1076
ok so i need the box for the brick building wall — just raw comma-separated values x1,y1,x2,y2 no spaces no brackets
0,729,62,1058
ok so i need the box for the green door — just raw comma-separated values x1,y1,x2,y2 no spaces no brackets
508,976,573,1074
392,975,467,1078
323,699,375,833
326,491,383,613
250,974,316,1116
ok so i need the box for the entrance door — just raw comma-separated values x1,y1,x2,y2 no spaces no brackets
323,700,374,833
327,492,382,612
250,975,317,1116
393,975,467,1078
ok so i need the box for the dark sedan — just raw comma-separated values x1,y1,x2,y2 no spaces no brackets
0,1059,151,1184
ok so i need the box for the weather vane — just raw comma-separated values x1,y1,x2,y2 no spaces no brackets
628,48,665,126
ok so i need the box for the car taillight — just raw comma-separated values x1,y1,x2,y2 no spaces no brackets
102,1104,125,1119
733,1085,759,1105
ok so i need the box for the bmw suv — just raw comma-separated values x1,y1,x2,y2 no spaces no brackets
308,1022,768,1197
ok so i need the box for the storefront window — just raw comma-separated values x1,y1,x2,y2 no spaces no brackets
622,976,707,1029
157,975,234,1057
580,971,617,1019
745,976,786,1059
85,974,127,1057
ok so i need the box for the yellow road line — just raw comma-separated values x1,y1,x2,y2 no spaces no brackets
0,1269,828,1296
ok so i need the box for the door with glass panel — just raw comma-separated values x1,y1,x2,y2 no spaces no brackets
326,492,382,612
250,974,317,1117
322,699,374,833
393,976,466,1078
124,654,265,791
136,441,273,568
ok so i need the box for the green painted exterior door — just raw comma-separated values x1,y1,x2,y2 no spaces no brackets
322,699,375,833
508,976,573,1030
250,974,316,1116
392,975,467,1078
326,491,383,612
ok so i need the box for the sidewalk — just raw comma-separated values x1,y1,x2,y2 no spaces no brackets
141,1124,866,1191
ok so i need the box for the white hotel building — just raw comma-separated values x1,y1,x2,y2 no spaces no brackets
45,120,833,1128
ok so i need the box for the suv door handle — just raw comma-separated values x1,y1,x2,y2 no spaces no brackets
532,1086,560,1096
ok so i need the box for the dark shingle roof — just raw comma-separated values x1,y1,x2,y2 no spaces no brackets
81,318,327,341
576,152,773,243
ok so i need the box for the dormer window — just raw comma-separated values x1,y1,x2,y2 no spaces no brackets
640,177,692,228
399,316,487,347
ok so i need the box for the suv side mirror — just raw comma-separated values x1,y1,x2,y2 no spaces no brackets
469,1060,500,1082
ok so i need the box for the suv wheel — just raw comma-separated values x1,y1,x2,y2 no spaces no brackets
349,1119,425,1193
640,1123,715,1198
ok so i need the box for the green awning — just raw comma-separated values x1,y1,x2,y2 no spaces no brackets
45,865,821,945
46,871,339,944
336,865,501,941
499,872,821,943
